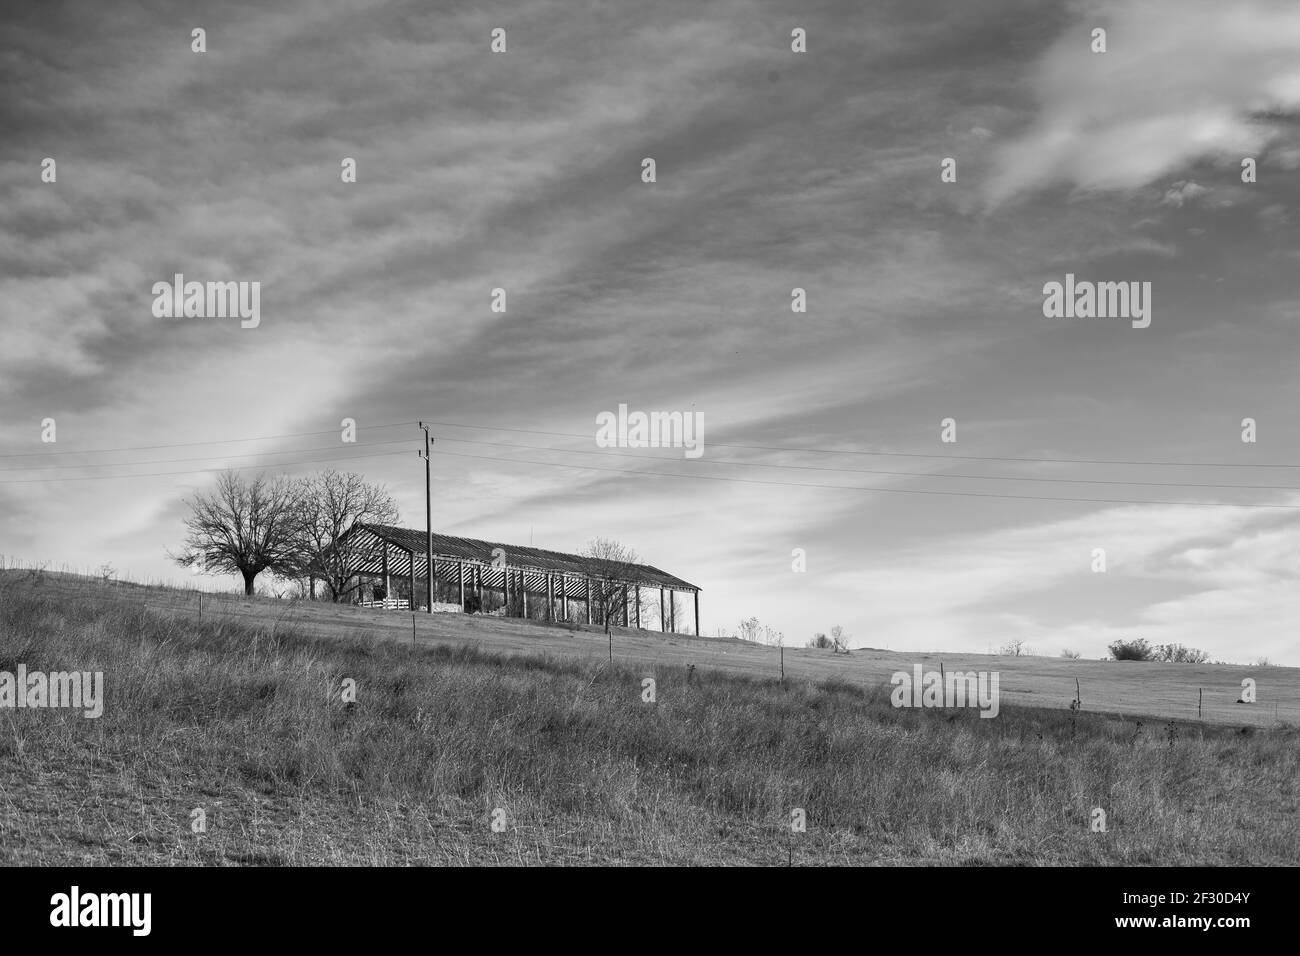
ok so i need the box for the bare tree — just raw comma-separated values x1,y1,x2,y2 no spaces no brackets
580,537,643,636
736,617,783,646
294,470,399,603
830,625,851,654
173,470,303,595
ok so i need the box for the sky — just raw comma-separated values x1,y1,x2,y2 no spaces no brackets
2,0,1300,665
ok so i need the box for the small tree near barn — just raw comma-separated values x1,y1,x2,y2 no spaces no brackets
294,470,399,602
173,470,303,595
581,537,642,636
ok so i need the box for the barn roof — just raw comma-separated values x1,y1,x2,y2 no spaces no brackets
348,523,700,592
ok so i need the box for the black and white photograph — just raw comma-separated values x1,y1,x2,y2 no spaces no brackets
0,0,1294,938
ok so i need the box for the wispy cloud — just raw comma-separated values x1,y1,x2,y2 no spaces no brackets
985,0,1300,205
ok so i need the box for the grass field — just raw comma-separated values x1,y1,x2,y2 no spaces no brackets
1,569,1296,865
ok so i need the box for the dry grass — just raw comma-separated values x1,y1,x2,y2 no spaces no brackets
0,575,1295,865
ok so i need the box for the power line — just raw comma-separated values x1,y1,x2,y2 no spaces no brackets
0,439,413,473
433,447,1300,510
0,449,413,484
432,436,1300,493
0,421,421,459
3,416,1297,470
419,419,1300,470
4,420,1296,507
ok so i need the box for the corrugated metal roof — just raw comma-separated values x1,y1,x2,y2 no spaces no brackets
347,523,700,591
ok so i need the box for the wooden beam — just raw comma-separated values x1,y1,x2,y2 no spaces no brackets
660,588,667,633
560,575,568,621
458,561,465,609
693,591,699,636
407,547,415,609
546,573,554,622
585,576,592,625
634,585,640,629
427,554,434,614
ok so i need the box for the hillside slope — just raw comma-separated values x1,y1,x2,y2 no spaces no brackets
2,569,1294,728
0,577,1295,865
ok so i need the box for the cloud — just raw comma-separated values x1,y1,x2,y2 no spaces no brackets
838,502,1300,664
986,0,1300,205
1161,181,1209,207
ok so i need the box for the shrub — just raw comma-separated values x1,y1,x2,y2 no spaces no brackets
1109,638,1153,661
1152,643,1210,664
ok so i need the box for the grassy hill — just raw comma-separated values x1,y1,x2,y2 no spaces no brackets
5,568,1295,728
0,570,1295,865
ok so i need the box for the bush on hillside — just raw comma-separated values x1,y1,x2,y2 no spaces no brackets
1109,638,1153,661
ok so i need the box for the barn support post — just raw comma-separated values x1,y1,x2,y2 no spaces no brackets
522,573,529,618
622,585,629,627
503,565,511,615
546,573,554,622
382,543,390,599
634,585,640,629
475,564,483,605
660,588,667,633
458,561,465,609
407,547,415,609
669,591,676,632
560,575,569,621
693,590,699,636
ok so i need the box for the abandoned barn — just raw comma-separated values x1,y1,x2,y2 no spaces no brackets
337,523,702,634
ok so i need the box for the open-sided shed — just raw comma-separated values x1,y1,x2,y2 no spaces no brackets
337,523,701,634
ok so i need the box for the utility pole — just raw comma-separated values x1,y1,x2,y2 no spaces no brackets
418,422,433,615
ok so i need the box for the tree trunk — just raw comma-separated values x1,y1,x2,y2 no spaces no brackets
241,568,257,595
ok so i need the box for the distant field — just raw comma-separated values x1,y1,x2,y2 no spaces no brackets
1,569,1293,728
0,569,1296,866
